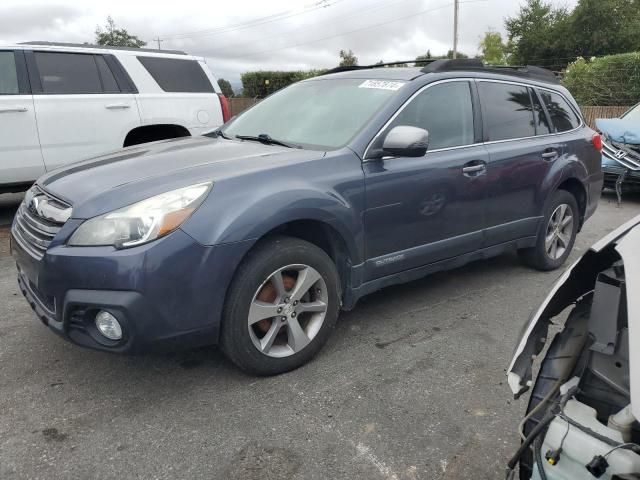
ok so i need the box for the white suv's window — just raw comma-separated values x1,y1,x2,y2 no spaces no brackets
137,56,214,93
34,52,103,94
0,52,19,94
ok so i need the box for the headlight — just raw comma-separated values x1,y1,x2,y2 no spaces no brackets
68,182,212,248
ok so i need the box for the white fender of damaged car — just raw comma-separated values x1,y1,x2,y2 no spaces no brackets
507,215,640,412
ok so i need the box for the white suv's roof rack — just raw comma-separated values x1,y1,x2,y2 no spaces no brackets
19,41,187,56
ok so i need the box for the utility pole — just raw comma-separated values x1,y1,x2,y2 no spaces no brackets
452,0,459,59
153,37,163,50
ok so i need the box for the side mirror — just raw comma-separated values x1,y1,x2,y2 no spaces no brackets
382,126,429,157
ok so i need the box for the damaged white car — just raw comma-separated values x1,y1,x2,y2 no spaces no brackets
506,215,640,479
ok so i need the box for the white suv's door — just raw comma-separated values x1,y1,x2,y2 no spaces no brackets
0,50,45,186
117,54,224,135
27,50,141,171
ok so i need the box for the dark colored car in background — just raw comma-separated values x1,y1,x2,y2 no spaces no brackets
10,59,603,375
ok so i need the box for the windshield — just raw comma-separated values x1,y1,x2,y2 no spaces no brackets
221,78,405,150
623,103,640,122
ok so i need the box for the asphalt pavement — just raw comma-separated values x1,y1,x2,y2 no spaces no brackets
1,191,639,480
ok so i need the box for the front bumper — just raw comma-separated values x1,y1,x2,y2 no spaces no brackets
603,164,640,190
11,227,254,353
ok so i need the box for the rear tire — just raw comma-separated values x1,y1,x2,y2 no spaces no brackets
220,236,340,376
519,190,579,271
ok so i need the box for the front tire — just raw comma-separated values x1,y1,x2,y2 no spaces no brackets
220,236,340,376
519,190,579,271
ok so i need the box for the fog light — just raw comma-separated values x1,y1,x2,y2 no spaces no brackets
95,311,122,340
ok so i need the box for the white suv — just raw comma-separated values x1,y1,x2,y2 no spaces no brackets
0,42,229,192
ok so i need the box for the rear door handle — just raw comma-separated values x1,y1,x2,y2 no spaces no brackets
462,162,487,177
541,149,559,160
105,103,131,110
0,106,28,113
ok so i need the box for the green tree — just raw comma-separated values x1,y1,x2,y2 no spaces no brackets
479,31,508,64
505,0,569,68
338,49,358,67
95,16,146,48
566,0,640,58
416,49,468,62
217,78,234,97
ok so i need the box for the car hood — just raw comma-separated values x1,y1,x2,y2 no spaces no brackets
37,136,325,218
507,215,640,418
596,118,640,145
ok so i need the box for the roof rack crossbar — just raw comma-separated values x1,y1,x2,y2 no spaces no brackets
322,59,436,76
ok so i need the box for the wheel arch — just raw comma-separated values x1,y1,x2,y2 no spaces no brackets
123,124,191,147
245,219,356,306
556,177,587,229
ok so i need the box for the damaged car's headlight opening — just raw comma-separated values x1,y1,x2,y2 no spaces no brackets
68,182,212,248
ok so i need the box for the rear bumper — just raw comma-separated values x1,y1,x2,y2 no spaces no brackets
11,227,254,354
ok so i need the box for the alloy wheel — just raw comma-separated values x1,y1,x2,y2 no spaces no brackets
545,203,574,260
248,264,328,358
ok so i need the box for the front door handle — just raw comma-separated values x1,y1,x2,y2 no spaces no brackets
462,161,487,177
105,103,131,110
541,149,559,160
0,106,28,113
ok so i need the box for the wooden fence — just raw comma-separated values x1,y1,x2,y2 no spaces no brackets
580,106,629,129
228,99,630,129
229,97,259,117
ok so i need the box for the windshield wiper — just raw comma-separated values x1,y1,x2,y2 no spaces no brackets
235,133,301,149
210,128,232,140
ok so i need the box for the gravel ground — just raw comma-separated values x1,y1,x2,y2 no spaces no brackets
0,191,638,480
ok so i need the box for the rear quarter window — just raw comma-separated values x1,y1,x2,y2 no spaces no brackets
137,57,214,93
540,90,581,132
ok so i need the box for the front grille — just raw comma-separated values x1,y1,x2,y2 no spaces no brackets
11,186,71,260
603,140,640,171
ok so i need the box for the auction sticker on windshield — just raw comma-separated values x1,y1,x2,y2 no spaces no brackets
358,80,405,91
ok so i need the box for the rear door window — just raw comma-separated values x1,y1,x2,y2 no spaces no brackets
34,52,103,94
478,81,536,141
388,81,475,150
137,57,214,93
540,90,581,132
0,51,19,94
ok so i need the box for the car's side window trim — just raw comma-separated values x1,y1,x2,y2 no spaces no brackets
363,78,480,160
477,79,584,146
469,80,484,143
364,77,584,160
23,50,43,94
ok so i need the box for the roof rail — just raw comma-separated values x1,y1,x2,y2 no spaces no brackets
421,59,559,83
19,41,188,56
322,59,434,75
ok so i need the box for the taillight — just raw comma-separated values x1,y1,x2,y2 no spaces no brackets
218,93,231,123
592,133,602,152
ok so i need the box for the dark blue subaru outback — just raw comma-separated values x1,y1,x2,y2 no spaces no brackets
11,59,603,375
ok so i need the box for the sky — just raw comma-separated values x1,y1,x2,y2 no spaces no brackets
0,0,578,86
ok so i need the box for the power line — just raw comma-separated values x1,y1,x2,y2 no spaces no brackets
159,0,344,41
207,0,423,54
233,0,486,59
